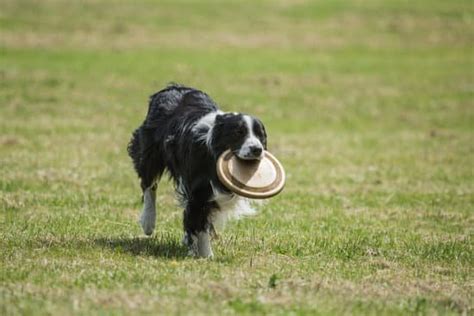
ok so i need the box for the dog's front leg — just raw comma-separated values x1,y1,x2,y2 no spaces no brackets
183,199,214,258
140,184,157,236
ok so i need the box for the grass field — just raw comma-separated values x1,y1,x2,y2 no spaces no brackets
1,0,473,315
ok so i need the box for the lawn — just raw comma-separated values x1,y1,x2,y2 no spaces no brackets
0,0,473,315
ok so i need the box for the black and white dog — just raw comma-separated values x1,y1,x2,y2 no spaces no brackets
127,84,267,257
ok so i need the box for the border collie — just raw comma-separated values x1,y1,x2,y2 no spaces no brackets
127,84,267,257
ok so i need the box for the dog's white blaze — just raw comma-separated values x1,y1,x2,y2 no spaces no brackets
140,187,156,236
237,115,263,159
193,110,223,149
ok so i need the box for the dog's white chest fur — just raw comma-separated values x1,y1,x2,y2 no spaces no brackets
210,184,256,230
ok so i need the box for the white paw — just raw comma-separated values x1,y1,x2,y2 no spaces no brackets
139,211,155,236
198,248,214,258
184,232,213,258
187,247,214,258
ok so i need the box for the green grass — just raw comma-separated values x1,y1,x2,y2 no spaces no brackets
1,0,473,315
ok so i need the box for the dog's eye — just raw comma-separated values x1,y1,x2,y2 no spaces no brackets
236,127,246,136
254,128,261,137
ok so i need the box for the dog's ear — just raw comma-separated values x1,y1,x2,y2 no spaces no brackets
215,114,225,124
261,123,268,149
255,118,268,149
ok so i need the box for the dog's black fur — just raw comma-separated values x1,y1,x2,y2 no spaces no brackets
127,84,267,257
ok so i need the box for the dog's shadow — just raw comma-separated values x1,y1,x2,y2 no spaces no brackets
94,234,187,259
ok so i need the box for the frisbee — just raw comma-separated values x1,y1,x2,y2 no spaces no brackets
216,150,285,199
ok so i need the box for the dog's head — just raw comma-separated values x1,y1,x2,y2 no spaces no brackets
212,113,267,160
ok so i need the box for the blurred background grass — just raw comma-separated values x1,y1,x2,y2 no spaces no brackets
1,0,473,315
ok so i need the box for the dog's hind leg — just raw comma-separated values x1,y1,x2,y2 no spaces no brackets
133,130,165,236
140,182,157,236
129,123,166,236
139,162,163,236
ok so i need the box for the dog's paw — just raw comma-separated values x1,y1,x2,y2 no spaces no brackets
183,233,214,258
187,247,214,258
198,248,214,258
139,211,156,236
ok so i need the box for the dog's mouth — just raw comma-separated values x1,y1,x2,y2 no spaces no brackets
233,150,264,161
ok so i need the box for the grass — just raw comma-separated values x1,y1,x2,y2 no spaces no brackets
0,0,473,315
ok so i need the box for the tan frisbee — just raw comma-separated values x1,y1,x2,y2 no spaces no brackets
216,150,286,199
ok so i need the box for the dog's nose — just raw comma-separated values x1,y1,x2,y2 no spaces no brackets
250,146,263,157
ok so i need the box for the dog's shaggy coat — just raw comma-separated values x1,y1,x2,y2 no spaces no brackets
128,84,267,257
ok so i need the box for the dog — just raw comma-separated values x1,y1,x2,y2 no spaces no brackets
127,84,267,257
